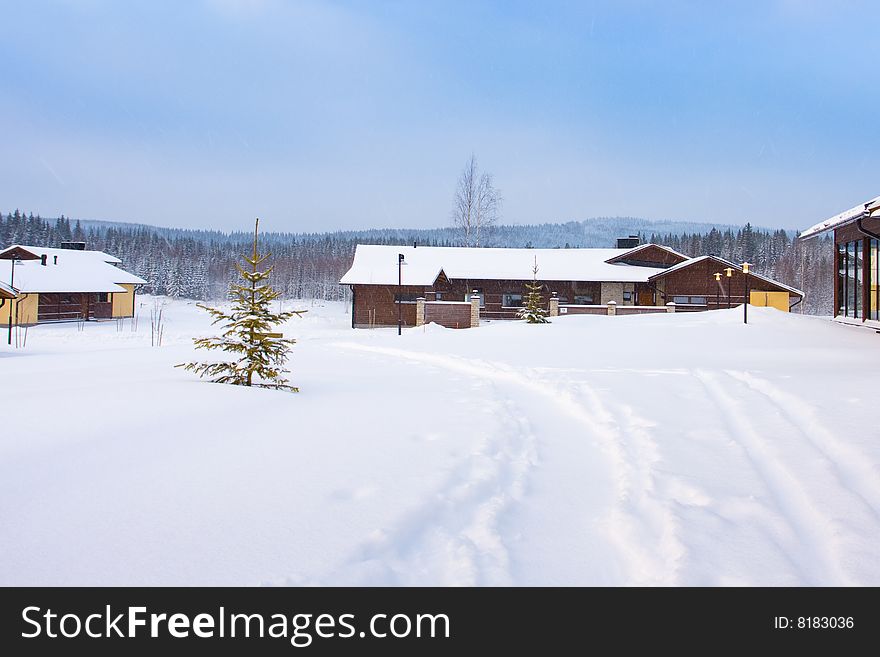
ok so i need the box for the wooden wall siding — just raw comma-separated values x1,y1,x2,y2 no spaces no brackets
351,277,661,326
352,284,423,328
654,259,793,308
37,293,112,322
834,216,880,245
424,302,472,329
607,245,688,267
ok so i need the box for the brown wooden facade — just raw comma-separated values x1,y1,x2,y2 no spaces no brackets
649,256,802,311
37,293,113,322
832,216,880,323
346,245,802,328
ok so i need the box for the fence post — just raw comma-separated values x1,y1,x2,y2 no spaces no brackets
666,302,676,313
607,300,617,316
416,297,425,327
549,296,559,317
470,295,481,328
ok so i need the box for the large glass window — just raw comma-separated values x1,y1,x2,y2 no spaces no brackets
839,240,866,319
838,243,847,316
871,239,879,321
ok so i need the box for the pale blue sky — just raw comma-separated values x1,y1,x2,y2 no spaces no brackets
1,1,877,232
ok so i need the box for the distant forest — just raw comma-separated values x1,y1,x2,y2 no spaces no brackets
0,210,833,314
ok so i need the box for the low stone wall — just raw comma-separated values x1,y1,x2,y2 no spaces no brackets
557,304,608,316
555,302,679,317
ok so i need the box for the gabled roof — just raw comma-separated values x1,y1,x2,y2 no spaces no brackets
0,244,146,293
340,244,668,286
647,254,804,297
0,280,16,299
800,195,880,239
603,243,689,266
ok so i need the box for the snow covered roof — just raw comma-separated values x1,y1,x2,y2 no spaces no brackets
340,244,672,286
799,195,880,239
0,245,147,294
0,280,16,298
647,255,805,297
603,243,690,265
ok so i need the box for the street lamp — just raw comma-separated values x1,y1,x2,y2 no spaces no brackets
724,267,734,309
742,262,751,324
397,253,406,336
714,272,722,310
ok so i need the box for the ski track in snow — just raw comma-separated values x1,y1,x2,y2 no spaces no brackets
327,342,689,586
318,375,538,585
695,370,876,586
725,370,880,521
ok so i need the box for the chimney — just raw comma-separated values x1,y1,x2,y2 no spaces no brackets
41,254,47,266
616,235,641,249
413,241,417,248
54,255,58,264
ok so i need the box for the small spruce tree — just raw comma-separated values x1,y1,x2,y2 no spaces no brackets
177,218,306,391
517,257,550,324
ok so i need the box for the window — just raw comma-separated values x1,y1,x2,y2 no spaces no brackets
91,293,108,303
868,240,880,320
394,292,422,303
839,239,865,319
672,295,707,305
502,293,522,307
622,291,633,302
838,242,847,316
573,294,593,305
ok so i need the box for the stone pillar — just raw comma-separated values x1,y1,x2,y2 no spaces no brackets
666,302,676,313
416,297,425,327
607,300,617,316
470,295,481,328
549,296,559,317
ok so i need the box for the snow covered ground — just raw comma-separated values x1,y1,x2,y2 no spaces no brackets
1,297,879,586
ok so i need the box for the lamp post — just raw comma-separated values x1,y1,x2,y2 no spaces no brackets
742,262,751,324
714,272,722,310
397,253,405,336
724,267,734,309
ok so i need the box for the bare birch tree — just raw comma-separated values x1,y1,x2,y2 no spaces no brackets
451,155,501,247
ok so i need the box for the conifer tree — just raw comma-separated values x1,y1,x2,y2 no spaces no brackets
517,257,550,323
177,218,306,391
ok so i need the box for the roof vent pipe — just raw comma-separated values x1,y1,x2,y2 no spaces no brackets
413,241,417,248
54,256,58,265
41,254,47,266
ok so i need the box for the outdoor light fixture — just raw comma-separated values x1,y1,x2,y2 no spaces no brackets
714,272,722,310
742,262,752,324
397,253,406,336
724,267,734,309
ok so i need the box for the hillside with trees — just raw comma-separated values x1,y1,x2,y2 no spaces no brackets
0,210,833,314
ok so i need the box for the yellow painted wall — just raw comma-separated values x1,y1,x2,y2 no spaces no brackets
750,290,790,312
111,284,136,318
0,294,39,326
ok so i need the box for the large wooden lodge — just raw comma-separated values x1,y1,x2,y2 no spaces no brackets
340,239,804,329
0,243,146,327
800,195,880,329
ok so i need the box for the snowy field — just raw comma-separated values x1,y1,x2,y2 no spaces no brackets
1,297,879,586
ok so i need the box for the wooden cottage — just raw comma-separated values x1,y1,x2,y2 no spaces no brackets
800,195,880,328
0,244,146,327
339,242,804,328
